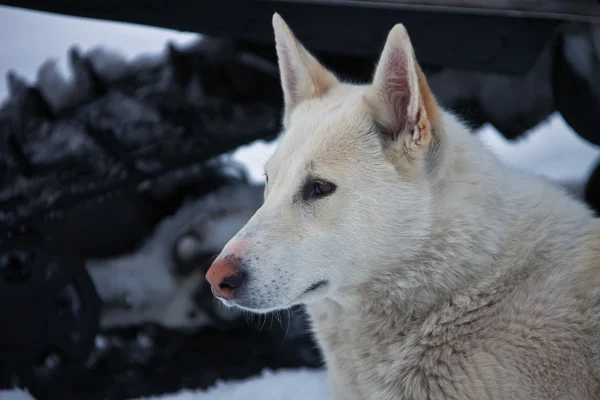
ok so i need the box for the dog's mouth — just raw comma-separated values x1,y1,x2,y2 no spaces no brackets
218,280,331,313
302,280,329,295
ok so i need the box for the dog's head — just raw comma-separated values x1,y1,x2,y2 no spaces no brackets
206,14,446,312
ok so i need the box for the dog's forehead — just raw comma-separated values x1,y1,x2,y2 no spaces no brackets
267,85,373,174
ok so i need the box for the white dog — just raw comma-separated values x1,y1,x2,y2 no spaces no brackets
206,14,600,399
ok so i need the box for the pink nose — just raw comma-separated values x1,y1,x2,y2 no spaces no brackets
206,256,243,299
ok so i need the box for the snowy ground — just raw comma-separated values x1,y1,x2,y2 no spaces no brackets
1,5,600,400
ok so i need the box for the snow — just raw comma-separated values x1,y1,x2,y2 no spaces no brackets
478,113,600,185
1,5,600,400
134,369,329,400
232,139,281,184
0,391,36,400
0,6,198,100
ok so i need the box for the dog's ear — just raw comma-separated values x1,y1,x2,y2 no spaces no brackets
272,13,339,127
366,24,438,149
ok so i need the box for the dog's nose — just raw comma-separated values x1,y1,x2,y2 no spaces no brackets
206,256,244,299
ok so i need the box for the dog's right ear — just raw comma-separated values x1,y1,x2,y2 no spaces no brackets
365,24,439,153
272,13,339,127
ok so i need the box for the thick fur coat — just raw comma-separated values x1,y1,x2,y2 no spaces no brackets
206,14,600,399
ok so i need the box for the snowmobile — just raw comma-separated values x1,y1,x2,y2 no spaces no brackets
0,1,599,399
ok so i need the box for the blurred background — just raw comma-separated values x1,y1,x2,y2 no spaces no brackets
0,1,599,399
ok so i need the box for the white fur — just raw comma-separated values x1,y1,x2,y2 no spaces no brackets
209,14,600,399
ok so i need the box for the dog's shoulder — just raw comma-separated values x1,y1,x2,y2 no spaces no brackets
311,241,600,399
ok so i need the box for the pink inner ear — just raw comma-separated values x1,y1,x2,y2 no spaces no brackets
384,50,411,139
279,45,299,103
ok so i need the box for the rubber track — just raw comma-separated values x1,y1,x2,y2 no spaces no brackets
0,37,282,230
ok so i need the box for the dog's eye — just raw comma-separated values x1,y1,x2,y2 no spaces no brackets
314,181,333,195
302,179,336,201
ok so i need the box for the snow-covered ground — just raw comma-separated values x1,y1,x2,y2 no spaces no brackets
1,5,600,400
135,370,329,400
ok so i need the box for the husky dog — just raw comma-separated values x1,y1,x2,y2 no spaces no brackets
206,14,600,399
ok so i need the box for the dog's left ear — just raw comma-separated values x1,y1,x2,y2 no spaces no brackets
272,13,339,127
366,24,438,150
